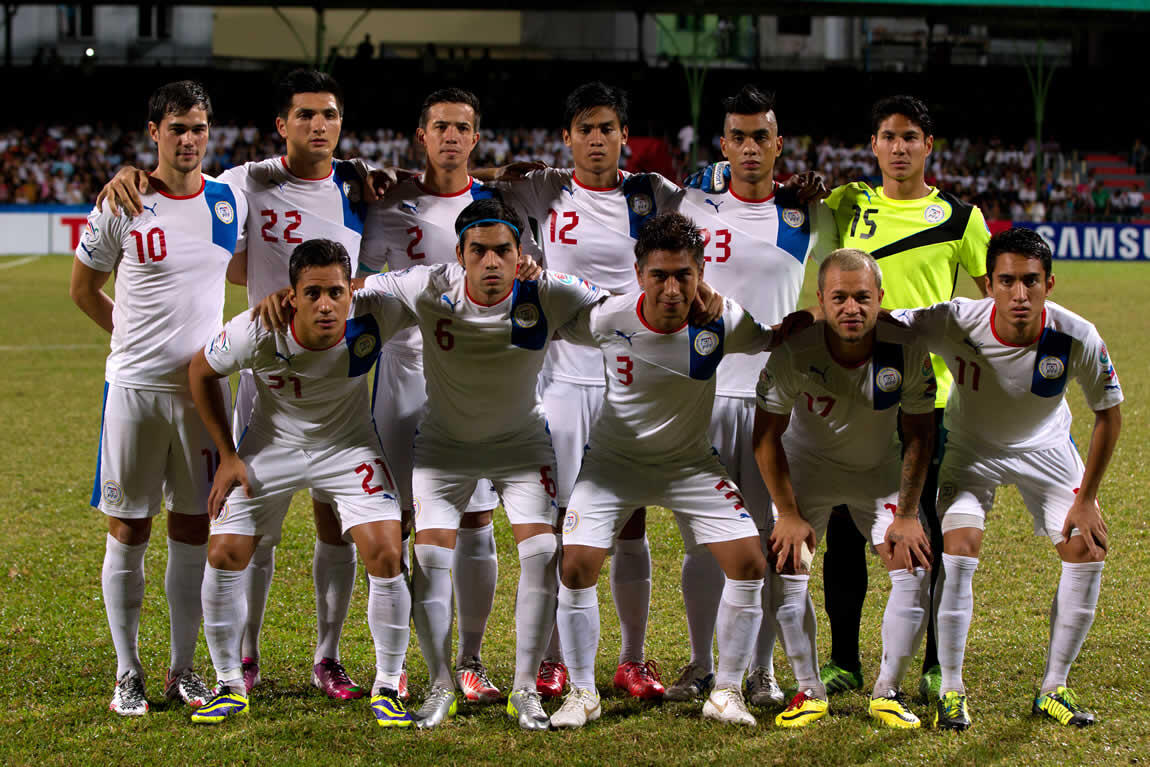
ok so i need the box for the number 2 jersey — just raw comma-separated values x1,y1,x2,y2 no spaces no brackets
75,176,247,391
894,297,1123,453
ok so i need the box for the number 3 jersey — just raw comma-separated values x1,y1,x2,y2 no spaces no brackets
755,322,937,471
894,297,1124,453
203,293,414,448
75,177,247,391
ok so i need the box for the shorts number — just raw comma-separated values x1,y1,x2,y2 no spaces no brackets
802,392,835,417
406,225,424,260
849,205,878,239
616,355,633,386
268,375,302,398
549,210,579,244
260,210,303,243
130,227,167,263
955,356,981,391
714,478,746,511
435,318,455,351
701,228,732,263
539,466,557,499
355,459,395,495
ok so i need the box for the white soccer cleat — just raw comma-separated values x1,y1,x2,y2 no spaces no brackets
745,665,785,707
703,685,756,726
549,686,601,729
455,656,501,704
164,668,214,708
109,670,149,716
664,662,715,702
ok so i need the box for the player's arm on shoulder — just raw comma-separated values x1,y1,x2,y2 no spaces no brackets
891,302,952,350
961,205,991,297
471,161,547,184
95,166,151,217
555,302,598,347
724,301,775,355
808,200,840,262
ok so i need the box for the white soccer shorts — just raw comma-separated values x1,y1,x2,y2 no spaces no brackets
709,394,773,530
91,381,229,520
539,375,605,507
788,453,904,547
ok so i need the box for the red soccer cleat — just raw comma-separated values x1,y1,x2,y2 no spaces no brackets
312,658,366,700
613,660,665,700
536,660,569,699
398,667,409,701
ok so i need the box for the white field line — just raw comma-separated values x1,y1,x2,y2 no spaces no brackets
0,344,104,351
0,256,41,270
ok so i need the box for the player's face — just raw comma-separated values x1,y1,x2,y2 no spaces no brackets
148,107,209,174
456,224,520,302
564,107,628,177
720,111,782,185
818,266,883,344
871,114,933,183
276,92,342,165
290,264,351,344
990,252,1054,332
636,249,701,330
418,102,480,172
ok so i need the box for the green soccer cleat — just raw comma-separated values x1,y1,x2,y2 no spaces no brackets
190,687,249,724
933,690,971,731
1033,686,1096,727
918,665,942,702
819,662,864,695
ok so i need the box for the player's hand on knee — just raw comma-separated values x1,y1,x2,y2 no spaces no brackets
250,287,293,330
770,514,815,574
1062,496,1108,559
96,166,150,217
208,454,250,518
884,515,931,572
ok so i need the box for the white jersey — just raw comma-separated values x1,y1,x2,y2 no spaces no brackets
680,184,836,398
560,292,772,465
219,157,367,307
895,298,1123,452
362,265,604,444
756,322,938,471
76,176,246,392
359,176,502,357
498,168,684,385
203,293,413,449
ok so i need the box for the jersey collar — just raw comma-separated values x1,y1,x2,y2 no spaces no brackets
728,181,777,204
148,176,205,200
289,317,346,350
989,306,1047,347
416,176,474,197
280,156,335,182
635,293,688,335
573,170,623,192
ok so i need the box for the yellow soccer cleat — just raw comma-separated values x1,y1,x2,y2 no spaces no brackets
775,690,829,728
869,690,921,729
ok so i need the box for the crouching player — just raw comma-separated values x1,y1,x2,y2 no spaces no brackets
186,239,416,726
894,228,1122,730
753,249,937,729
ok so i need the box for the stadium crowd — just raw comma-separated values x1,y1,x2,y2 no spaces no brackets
2,122,1145,222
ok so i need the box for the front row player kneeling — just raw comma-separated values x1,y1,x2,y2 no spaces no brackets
186,239,416,726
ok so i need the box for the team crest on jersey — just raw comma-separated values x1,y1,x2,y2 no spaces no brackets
875,366,902,393
209,330,229,354
343,181,353,198
353,333,377,358
562,509,579,534
102,480,123,507
513,304,540,329
693,330,720,356
924,204,948,224
938,481,957,503
782,208,806,228
553,272,577,285
1038,355,1065,380
629,193,653,216
213,200,235,225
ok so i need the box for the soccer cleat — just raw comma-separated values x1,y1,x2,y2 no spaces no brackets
819,662,864,695
664,662,715,702
775,690,829,728
109,670,148,716
398,663,409,701
918,665,942,702
933,690,972,731
507,688,549,731
745,666,785,707
869,690,921,729
613,660,666,700
164,668,214,708
550,687,601,729
190,687,249,724
703,685,756,726
413,685,457,730
536,660,568,699
371,689,413,728
241,657,261,694
1033,686,1095,727
455,656,501,704
312,658,366,700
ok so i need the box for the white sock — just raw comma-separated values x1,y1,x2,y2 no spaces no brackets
611,535,651,664
1040,560,1104,694
937,553,979,695
557,583,600,692
774,572,825,697
542,555,564,663
412,543,455,688
681,547,724,672
400,533,411,578
368,573,411,695
513,534,559,690
715,578,764,689
102,534,147,678
873,568,929,695
202,565,247,689
241,540,275,661
313,540,356,664
165,538,207,674
453,523,498,664
753,529,778,674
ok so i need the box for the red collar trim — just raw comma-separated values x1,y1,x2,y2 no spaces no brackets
573,170,623,192
290,318,346,350
635,293,688,335
280,155,334,181
416,176,474,197
149,176,205,200
728,182,777,204
989,306,1046,347
465,281,512,307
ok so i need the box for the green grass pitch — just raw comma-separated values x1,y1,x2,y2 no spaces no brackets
0,255,1146,765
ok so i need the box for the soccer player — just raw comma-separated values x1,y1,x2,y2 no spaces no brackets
360,199,605,729
186,239,414,727
97,70,373,700
550,213,772,729
754,249,938,729
69,80,246,715
358,88,508,703
666,85,834,706
893,228,1121,730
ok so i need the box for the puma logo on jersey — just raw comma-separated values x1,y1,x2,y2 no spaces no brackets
613,330,637,345
142,203,158,217
441,294,460,313
808,364,829,383
274,351,296,366
704,198,723,213
401,201,419,214
561,184,575,197
962,336,982,354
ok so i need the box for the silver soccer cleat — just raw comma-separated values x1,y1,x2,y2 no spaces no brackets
745,665,785,706
507,688,549,731
664,662,716,702
413,684,457,730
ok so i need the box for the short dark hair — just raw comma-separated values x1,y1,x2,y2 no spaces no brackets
723,85,775,119
871,95,934,136
147,80,212,126
986,227,1053,278
419,87,482,131
277,69,344,118
455,198,524,248
635,213,705,270
289,238,352,287
563,81,629,131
